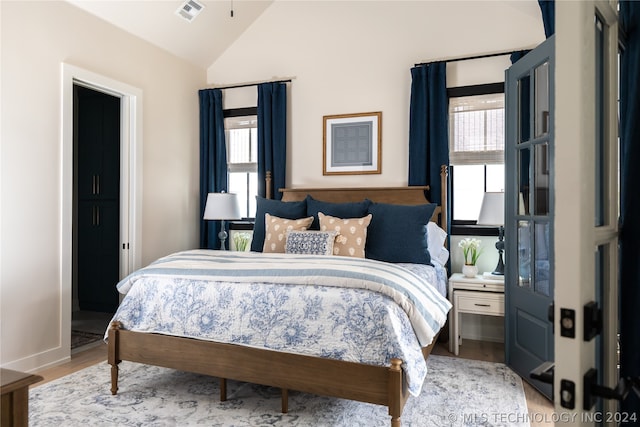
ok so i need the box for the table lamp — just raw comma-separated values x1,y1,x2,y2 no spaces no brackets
477,191,505,275
203,192,241,250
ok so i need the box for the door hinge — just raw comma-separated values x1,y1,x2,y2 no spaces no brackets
583,301,602,341
583,368,640,410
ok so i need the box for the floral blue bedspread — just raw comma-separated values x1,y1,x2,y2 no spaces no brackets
107,250,451,396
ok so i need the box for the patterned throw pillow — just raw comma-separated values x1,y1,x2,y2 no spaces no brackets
285,230,338,256
263,214,314,253
250,196,307,252
318,212,372,258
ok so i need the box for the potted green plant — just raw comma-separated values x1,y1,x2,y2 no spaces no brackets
459,237,482,277
233,232,251,252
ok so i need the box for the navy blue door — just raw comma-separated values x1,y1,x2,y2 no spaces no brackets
505,36,555,399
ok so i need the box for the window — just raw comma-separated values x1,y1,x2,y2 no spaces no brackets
225,111,258,219
449,85,505,230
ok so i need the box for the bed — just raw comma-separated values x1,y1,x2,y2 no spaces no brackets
107,168,451,427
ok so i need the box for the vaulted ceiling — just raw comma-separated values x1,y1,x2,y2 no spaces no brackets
67,0,274,69
66,1,542,70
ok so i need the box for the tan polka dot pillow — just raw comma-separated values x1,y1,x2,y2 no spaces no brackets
263,214,314,253
318,212,372,258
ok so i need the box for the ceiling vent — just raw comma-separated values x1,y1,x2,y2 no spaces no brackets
176,0,204,23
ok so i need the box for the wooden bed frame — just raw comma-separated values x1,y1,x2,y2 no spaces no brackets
108,166,449,427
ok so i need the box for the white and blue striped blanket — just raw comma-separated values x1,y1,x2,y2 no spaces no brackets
111,250,451,395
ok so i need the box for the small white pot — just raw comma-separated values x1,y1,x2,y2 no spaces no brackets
462,264,478,278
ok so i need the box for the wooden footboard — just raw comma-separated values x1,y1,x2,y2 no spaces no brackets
107,322,436,426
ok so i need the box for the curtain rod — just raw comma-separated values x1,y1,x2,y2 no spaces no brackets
414,49,528,67
212,79,293,90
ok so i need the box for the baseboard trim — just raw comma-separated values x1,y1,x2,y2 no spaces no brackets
2,345,71,374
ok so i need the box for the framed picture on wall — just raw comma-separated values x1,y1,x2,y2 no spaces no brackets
323,112,382,175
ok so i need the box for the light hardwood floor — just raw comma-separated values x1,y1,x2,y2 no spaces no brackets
33,339,554,426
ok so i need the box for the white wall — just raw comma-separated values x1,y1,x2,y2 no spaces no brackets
208,0,544,344
0,1,206,371
0,1,545,370
208,0,544,189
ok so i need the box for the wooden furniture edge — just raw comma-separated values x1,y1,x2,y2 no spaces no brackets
280,186,430,205
108,322,438,425
0,369,43,395
1,368,43,427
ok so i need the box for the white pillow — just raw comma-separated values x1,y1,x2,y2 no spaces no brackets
427,222,449,264
432,246,450,266
427,221,447,249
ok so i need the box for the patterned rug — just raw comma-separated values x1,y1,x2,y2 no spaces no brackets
71,330,104,350
29,355,529,426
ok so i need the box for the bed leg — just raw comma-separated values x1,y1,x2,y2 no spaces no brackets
220,378,227,402
107,321,122,395
281,388,288,413
110,363,119,395
388,358,403,427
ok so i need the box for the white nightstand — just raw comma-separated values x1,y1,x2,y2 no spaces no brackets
448,272,504,355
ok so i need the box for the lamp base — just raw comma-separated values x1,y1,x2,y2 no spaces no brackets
492,226,505,275
218,220,228,250
492,253,504,276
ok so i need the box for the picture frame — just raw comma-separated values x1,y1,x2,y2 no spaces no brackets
323,112,381,175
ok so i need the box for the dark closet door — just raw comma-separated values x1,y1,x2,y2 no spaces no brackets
75,86,120,313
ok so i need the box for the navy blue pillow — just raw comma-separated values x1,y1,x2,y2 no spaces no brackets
305,196,371,229
365,202,437,264
250,197,307,252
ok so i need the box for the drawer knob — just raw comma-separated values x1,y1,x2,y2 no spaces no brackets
474,303,491,307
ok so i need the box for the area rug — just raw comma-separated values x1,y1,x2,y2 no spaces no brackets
29,355,529,426
71,330,104,350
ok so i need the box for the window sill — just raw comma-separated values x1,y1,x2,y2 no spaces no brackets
451,224,500,237
229,220,254,231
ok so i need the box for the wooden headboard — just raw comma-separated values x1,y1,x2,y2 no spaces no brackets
276,165,449,233
280,186,429,205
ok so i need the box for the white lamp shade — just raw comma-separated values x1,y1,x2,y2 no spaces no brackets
477,192,505,226
203,192,241,220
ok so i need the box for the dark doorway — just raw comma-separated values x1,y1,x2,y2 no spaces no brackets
73,85,121,315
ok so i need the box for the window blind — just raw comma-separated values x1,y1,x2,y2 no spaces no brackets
449,93,505,165
225,116,257,173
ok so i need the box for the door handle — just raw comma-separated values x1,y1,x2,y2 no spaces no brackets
91,205,100,226
530,361,554,384
530,361,557,403
584,368,640,410
91,175,101,195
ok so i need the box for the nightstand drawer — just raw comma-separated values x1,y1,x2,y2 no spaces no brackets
455,290,504,315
